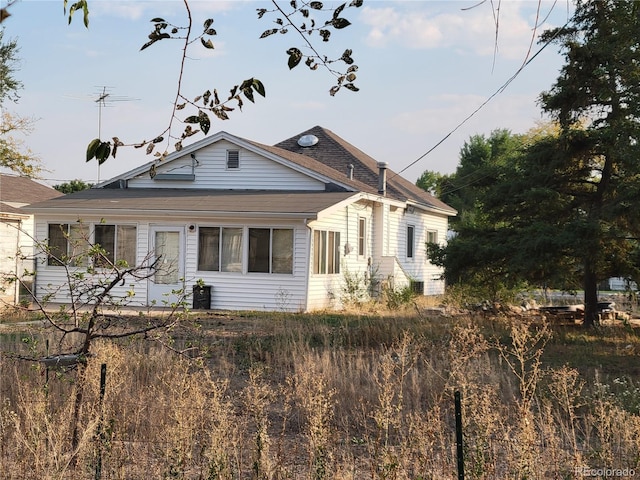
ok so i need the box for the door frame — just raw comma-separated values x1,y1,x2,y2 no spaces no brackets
147,225,185,307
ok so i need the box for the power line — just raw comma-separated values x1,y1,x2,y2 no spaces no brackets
394,19,570,180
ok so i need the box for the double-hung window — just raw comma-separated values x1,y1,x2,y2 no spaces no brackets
358,217,366,257
47,223,89,267
94,224,137,267
425,230,438,261
313,230,340,274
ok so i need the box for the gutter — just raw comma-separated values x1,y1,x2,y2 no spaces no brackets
21,208,321,220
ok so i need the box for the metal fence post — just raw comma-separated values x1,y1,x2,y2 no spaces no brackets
455,390,465,480
95,363,107,480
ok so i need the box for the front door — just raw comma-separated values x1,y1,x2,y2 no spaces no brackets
148,226,184,307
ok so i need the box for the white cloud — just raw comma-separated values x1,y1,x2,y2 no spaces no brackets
360,1,568,60
90,2,151,21
90,1,235,22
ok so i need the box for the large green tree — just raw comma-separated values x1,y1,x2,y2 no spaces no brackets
531,0,640,326
423,130,530,300
443,1,640,325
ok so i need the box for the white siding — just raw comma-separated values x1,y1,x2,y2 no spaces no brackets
305,199,451,310
128,141,325,190
396,209,448,295
33,214,310,312
188,220,309,312
33,216,148,307
0,220,20,304
307,200,375,310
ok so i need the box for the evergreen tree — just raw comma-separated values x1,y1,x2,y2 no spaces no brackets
532,0,640,326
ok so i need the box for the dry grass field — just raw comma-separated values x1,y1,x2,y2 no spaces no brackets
1,300,640,479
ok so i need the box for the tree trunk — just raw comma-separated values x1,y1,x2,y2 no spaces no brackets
583,262,599,328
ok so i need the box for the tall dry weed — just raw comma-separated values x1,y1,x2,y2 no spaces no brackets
2,311,640,479
293,364,337,479
244,364,274,480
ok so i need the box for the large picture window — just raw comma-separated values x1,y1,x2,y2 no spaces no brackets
94,224,137,267
47,223,89,267
313,230,340,274
248,228,294,274
198,226,293,274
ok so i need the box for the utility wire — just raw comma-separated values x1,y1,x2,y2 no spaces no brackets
394,18,570,180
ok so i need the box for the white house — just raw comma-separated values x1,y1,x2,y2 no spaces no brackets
0,174,63,306
24,126,456,312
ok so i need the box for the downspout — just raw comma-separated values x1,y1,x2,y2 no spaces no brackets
13,219,21,305
303,218,312,312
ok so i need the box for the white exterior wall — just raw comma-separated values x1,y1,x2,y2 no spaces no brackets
305,199,451,310
186,219,310,312
128,141,325,191
33,215,149,306
2,215,46,305
1,219,21,304
306,208,347,311
33,214,310,312
307,199,395,310
396,209,448,295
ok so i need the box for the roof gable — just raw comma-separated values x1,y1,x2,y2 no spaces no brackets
93,127,454,215
100,130,377,194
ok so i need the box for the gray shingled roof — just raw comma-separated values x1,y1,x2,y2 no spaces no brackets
0,174,63,215
274,126,456,214
24,189,357,219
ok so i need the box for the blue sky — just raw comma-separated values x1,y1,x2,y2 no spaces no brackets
4,0,572,186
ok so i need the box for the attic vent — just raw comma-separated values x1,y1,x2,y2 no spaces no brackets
297,134,319,147
227,150,239,169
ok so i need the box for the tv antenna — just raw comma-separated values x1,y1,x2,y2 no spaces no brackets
66,86,139,183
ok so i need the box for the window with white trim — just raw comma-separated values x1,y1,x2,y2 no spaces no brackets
248,228,293,274
313,230,340,274
358,217,366,257
197,226,293,274
47,223,89,267
197,226,242,272
425,230,438,260
407,225,415,259
94,224,137,267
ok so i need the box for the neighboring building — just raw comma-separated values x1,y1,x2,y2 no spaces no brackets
24,126,456,312
0,174,63,306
